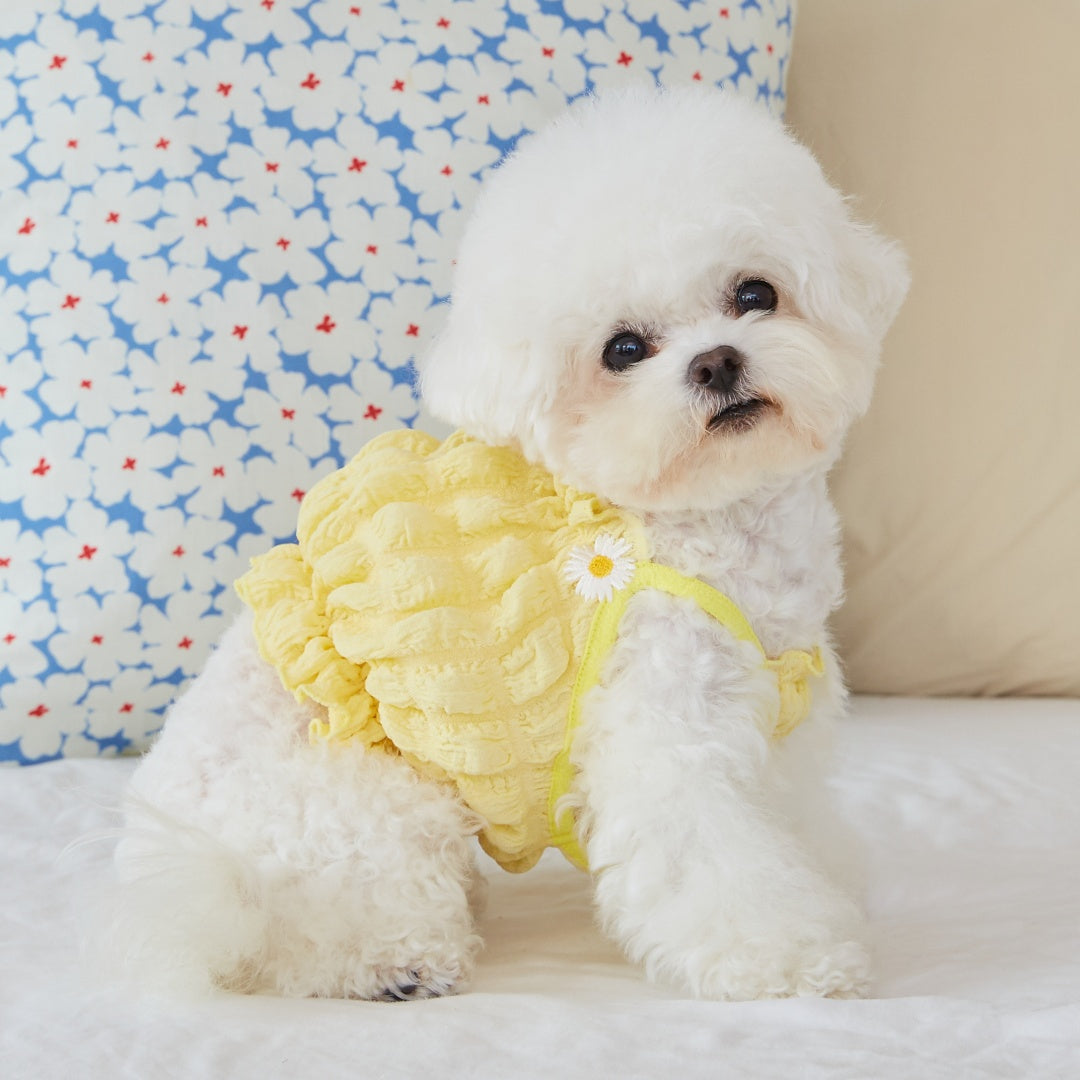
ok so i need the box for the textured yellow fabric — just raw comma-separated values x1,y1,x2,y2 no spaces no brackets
236,430,822,873
236,429,646,872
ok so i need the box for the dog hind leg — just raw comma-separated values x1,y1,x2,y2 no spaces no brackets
113,613,482,999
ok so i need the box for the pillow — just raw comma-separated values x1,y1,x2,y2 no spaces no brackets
786,0,1080,696
0,0,796,763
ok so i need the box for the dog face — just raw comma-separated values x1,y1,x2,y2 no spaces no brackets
419,87,908,512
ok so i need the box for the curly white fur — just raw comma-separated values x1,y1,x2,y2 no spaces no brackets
110,86,908,1001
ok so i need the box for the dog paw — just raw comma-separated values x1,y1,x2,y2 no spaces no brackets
371,959,467,1002
694,938,871,1001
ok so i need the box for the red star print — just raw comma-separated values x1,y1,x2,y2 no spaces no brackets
265,161,279,172
142,51,154,62
106,211,119,223
172,545,185,557
61,294,80,309
617,51,633,66
0,557,9,567
348,157,367,172
436,17,450,28
66,138,78,149
17,217,34,235
157,292,169,304
261,0,274,9
49,55,67,69
78,544,97,560
315,314,336,333
212,465,225,477
300,72,320,90
349,5,361,14
122,457,136,470
3,633,15,644
720,8,730,17
178,637,193,650
91,634,104,645
276,237,291,250
766,43,774,54
156,136,170,150
440,165,452,176
366,244,378,254
364,404,382,420
216,82,232,96
477,94,489,105
195,216,208,227
291,488,305,502
80,379,92,389
281,407,295,419
692,71,702,81
31,458,50,476
391,79,405,92
232,324,248,339
405,324,420,336
542,46,555,58
0,386,6,398
28,704,48,718
120,703,134,714
171,381,186,395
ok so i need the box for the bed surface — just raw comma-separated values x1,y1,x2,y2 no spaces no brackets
3,695,1079,1079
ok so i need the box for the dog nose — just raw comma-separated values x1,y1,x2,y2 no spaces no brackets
688,346,744,394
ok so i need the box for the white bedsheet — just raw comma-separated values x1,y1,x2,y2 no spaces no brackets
2,696,1078,1079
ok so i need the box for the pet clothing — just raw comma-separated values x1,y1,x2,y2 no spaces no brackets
236,429,823,873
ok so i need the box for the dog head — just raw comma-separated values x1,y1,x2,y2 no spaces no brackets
419,86,908,511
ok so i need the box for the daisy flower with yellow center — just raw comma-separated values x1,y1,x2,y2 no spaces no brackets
563,534,636,602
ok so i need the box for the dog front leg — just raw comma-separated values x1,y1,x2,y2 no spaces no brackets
571,594,869,1000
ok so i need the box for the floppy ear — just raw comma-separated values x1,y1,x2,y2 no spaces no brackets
839,219,910,345
800,211,909,376
417,305,556,450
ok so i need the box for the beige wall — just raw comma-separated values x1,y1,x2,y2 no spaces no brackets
787,0,1080,695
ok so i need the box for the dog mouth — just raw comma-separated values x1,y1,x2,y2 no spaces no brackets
707,397,769,432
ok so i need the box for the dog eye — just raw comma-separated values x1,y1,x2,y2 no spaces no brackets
735,279,778,314
602,332,650,372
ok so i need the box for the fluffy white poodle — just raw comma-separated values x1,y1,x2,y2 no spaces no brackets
112,86,908,1002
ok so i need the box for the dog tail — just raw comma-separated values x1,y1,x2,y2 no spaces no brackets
100,796,274,997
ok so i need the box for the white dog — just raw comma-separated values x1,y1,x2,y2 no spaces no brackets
112,87,908,1002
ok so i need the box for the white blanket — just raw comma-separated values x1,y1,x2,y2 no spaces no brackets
3,696,1078,1079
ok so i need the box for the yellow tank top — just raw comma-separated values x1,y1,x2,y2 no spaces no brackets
236,429,822,873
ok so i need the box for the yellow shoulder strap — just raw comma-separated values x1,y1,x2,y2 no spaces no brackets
548,562,823,870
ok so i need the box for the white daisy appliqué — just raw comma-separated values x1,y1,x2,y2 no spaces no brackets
563,534,636,603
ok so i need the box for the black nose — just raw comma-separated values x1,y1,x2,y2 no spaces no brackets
688,346,744,394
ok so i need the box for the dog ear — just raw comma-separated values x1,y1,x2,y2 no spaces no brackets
838,219,910,346
417,307,554,449
799,211,909,378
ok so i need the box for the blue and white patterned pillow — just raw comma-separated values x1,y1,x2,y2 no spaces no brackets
0,0,795,764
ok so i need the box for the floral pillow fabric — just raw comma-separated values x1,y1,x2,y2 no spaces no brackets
0,0,795,763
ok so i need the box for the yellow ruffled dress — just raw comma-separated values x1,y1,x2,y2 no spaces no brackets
236,429,822,873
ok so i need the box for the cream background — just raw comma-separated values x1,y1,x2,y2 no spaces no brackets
787,0,1080,695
